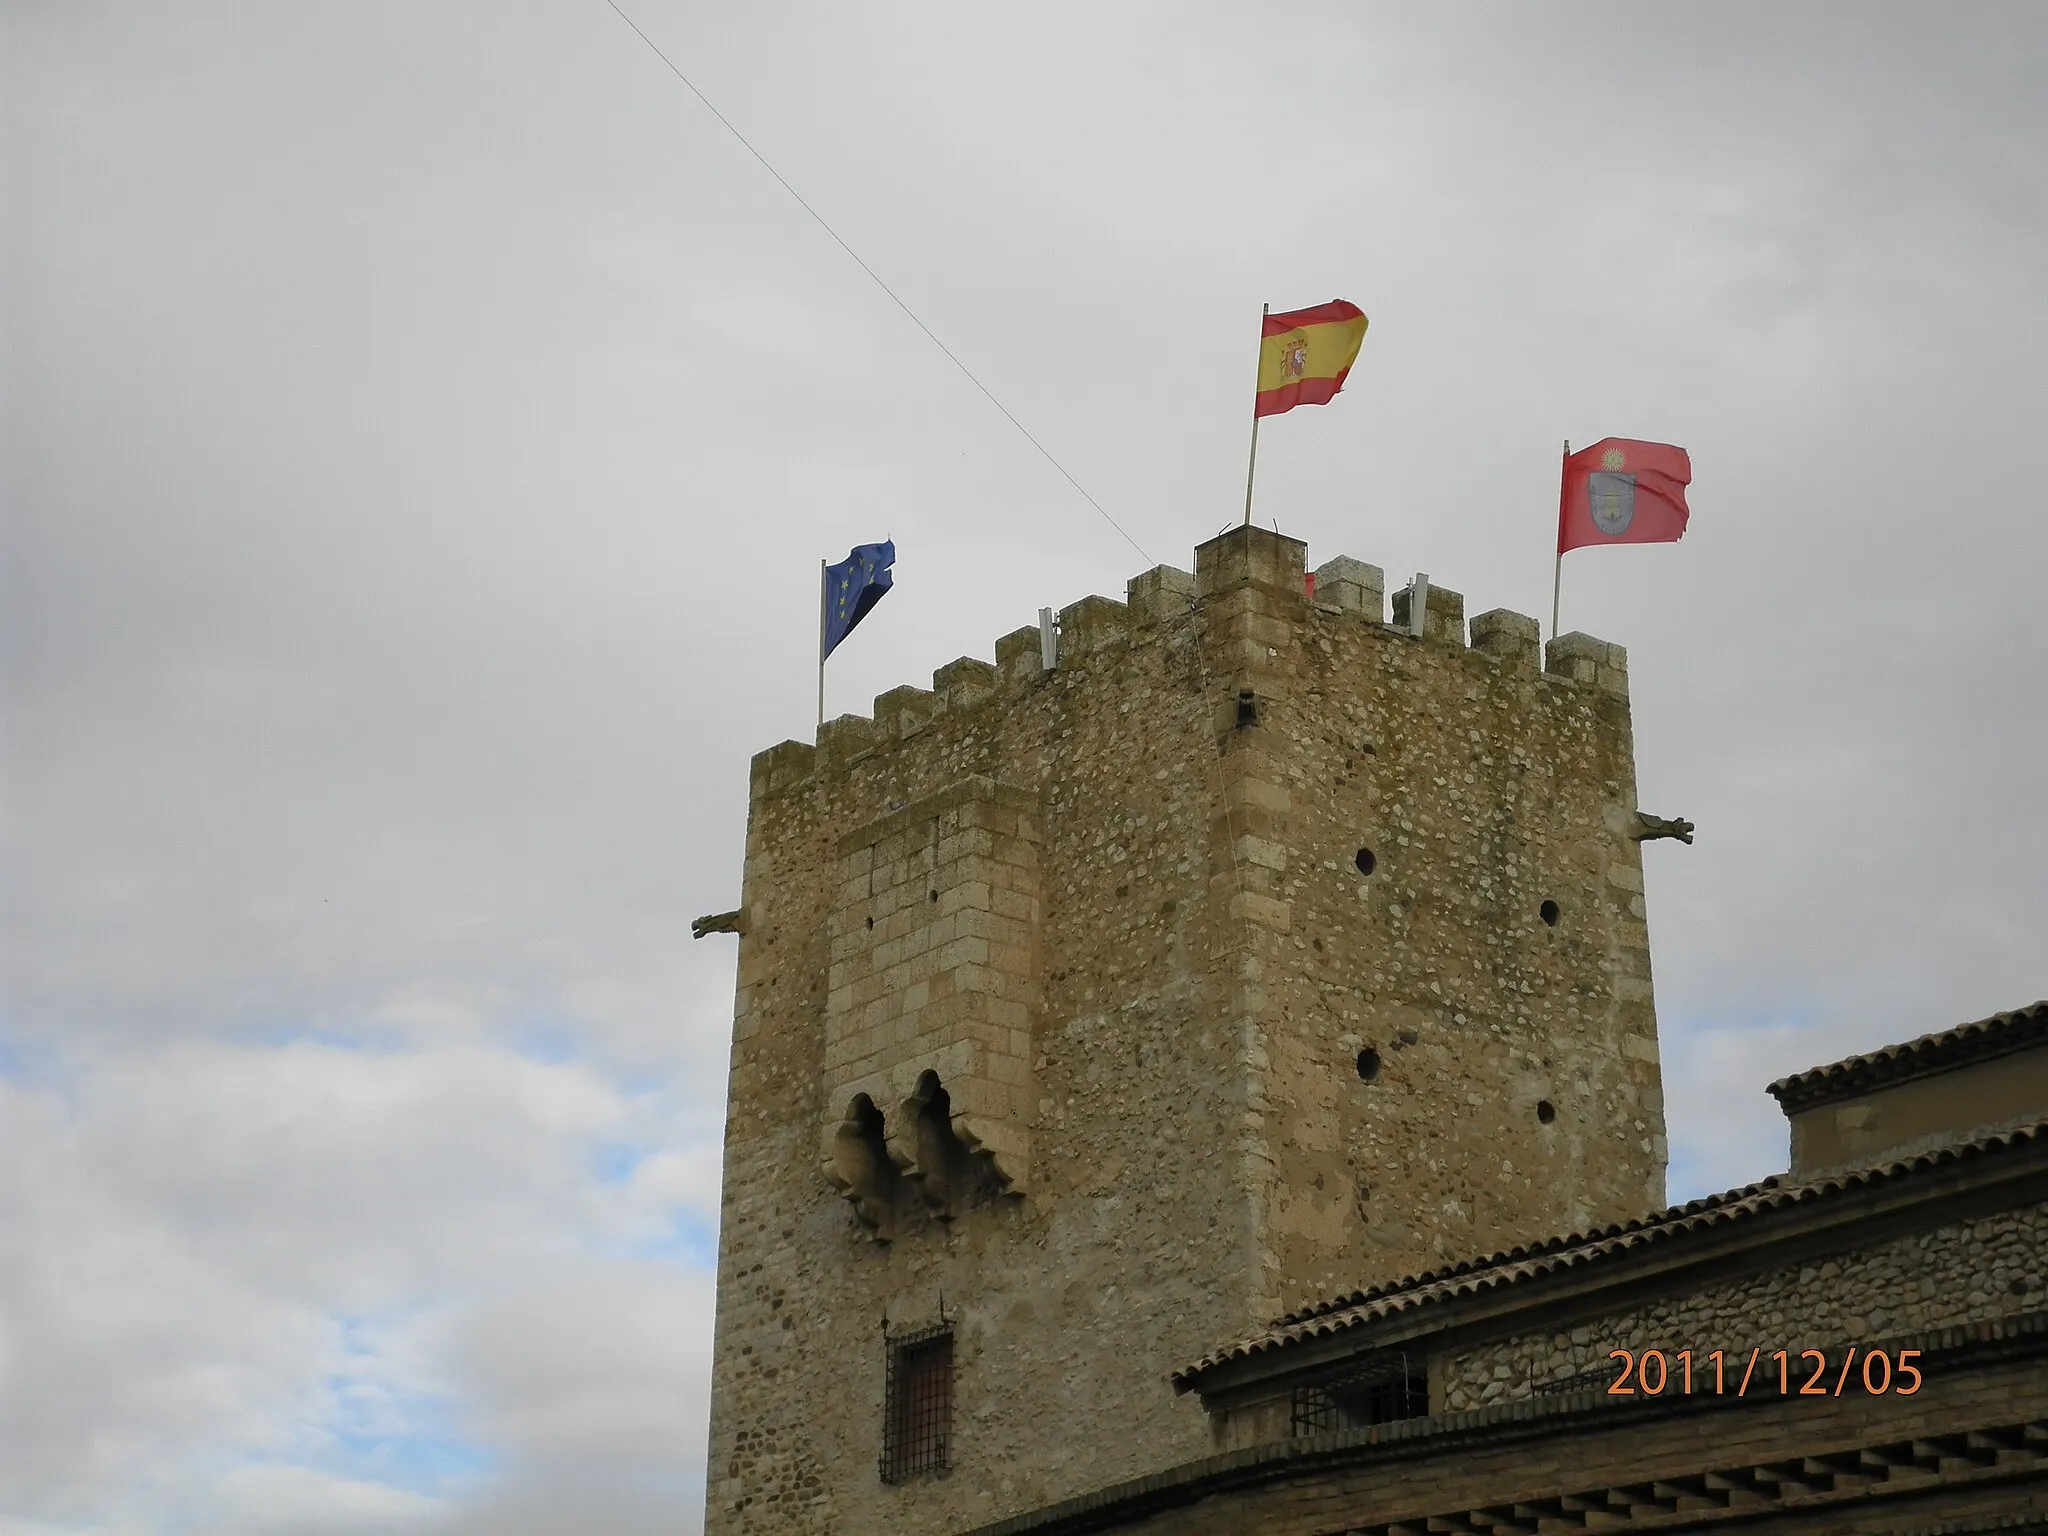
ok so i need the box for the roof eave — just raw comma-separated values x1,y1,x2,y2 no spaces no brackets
1766,1000,2048,1112
1174,1120,2048,1398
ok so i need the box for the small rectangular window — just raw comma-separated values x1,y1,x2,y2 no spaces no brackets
880,1326,953,1483
1289,1352,1427,1436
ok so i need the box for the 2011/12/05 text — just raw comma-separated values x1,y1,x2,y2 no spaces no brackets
1607,1347,1923,1397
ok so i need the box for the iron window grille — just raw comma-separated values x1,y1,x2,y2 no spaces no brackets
1532,1364,1614,1398
1290,1351,1428,1436
880,1324,953,1483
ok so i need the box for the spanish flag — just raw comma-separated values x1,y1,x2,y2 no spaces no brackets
1255,300,1368,418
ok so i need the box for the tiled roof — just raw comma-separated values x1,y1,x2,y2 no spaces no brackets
1171,1116,2048,1390
1766,999,2048,1111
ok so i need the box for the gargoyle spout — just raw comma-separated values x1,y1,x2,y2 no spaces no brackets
1631,812,1694,845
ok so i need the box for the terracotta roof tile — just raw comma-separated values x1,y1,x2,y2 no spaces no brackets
1766,999,2047,1110
1171,1116,2048,1389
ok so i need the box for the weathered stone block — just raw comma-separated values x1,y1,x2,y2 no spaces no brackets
933,655,996,711
1470,608,1541,668
749,738,815,798
1546,631,1630,695
1313,556,1385,622
815,712,874,767
1391,582,1466,645
1058,594,1130,661
1195,525,1308,600
995,624,1042,683
1127,563,1195,627
873,684,935,739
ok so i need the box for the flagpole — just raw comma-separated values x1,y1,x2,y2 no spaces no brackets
817,559,828,734
1242,302,1267,526
1551,440,1568,644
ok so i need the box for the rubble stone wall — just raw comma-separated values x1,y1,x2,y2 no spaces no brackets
1439,1198,2048,1411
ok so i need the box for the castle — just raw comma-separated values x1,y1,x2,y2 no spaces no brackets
697,527,2048,1535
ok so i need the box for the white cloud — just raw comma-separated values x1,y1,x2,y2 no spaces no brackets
0,1032,716,1531
213,1464,445,1535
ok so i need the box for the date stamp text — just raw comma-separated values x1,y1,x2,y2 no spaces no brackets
1606,1347,1923,1397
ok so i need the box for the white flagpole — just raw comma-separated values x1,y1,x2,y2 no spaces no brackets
817,559,828,733
1242,302,1268,527
1551,440,1569,644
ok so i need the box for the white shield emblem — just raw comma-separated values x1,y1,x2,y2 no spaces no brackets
1588,472,1636,536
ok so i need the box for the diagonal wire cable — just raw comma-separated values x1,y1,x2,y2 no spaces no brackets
600,0,1152,565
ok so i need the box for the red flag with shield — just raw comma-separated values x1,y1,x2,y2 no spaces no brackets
1558,438,1692,554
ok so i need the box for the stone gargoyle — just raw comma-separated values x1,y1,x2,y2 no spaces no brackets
1631,812,1695,845
691,907,748,939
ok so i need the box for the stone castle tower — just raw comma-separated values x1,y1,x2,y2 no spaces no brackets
701,527,1668,1534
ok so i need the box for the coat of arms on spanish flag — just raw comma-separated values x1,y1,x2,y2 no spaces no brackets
1254,300,1368,418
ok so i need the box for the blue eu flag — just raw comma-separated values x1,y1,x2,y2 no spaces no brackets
821,541,895,661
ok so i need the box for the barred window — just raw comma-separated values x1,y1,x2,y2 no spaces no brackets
1290,1352,1427,1436
880,1326,953,1483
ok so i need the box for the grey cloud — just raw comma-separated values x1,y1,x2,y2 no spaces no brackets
5,1,2045,1529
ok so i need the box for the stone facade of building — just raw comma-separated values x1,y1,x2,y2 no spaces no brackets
700,527,1671,1535
974,1318,2048,1536
1438,1196,2048,1413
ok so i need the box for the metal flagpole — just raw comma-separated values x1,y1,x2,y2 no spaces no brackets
1242,302,1268,526
1551,440,1568,643
817,559,828,733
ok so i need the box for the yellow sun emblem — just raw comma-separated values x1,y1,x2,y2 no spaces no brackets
1601,447,1627,471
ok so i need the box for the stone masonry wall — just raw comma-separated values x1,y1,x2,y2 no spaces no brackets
1240,568,1666,1317
706,561,1253,1536
702,528,1669,1536
1439,1198,2048,1411
822,778,1043,1229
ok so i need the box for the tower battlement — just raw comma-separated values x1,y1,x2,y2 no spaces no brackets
753,530,1631,805
706,526,1666,1536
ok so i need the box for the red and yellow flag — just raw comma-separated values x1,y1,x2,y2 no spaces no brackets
1255,300,1368,418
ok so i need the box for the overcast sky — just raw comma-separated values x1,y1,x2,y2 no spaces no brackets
5,2,2045,1531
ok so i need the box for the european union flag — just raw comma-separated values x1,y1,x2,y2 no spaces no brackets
821,540,895,661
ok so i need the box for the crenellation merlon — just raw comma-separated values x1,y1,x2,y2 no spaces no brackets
750,738,815,800
1056,594,1130,663
1313,557,1384,623
816,711,876,768
1470,609,1542,669
933,656,996,711
1391,582,1465,645
993,625,1041,686
1195,526,1309,601
1126,564,1194,628
872,683,936,740
1545,632,1630,697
